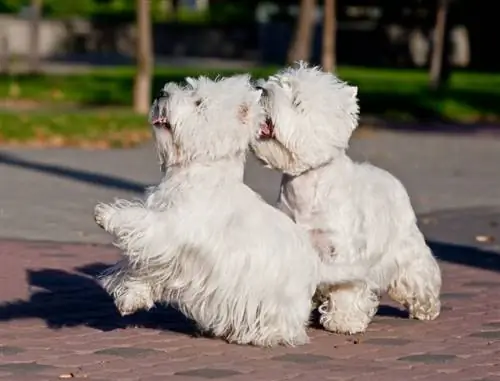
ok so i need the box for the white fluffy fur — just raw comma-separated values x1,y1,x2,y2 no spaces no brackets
251,62,442,335
94,74,368,346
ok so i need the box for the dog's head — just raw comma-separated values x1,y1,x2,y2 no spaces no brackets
251,61,359,175
149,74,264,169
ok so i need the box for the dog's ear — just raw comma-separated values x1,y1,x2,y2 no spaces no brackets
253,88,263,103
280,77,292,92
347,86,358,99
238,104,250,124
185,77,196,88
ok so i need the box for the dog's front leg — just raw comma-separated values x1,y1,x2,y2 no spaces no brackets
94,200,148,236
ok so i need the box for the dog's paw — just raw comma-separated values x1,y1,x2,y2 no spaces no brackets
115,290,155,317
409,301,441,321
94,203,114,229
319,309,369,335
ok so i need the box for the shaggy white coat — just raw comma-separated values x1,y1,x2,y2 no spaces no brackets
94,74,368,346
251,62,442,335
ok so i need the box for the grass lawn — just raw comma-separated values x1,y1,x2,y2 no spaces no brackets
0,108,149,148
0,65,499,147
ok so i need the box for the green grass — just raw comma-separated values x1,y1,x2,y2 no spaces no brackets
0,66,499,147
0,67,279,106
0,108,150,147
337,67,500,122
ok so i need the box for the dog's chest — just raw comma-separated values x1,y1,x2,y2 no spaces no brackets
279,173,320,227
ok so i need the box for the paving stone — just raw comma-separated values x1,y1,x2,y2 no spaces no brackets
363,338,412,346
0,362,54,374
463,281,500,288
272,354,332,364
440,292,476,300
0,346,25,356
39,252,78,258
94,347,160,358
469,331,500,339
174,368,242,379
398,354,458,364
483,322,500,328
373,318,418,325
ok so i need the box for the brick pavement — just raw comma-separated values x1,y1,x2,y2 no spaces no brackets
0,233,499,381
1,129,500,379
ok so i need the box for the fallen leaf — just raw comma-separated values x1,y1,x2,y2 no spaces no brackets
475,235,495,243
59,374,74,379
420,217,437,225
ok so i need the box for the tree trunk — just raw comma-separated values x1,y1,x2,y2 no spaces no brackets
28,0,42,74
321,0,336,72
172,0,180,20
0,31,9,74
287,0,317,64
133,0,153,114
429,0,451,90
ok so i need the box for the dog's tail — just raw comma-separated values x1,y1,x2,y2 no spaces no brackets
319,261,369,286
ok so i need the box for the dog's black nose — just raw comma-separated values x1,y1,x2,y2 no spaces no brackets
155,89,168,101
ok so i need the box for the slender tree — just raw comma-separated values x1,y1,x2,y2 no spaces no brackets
287,0,317,64
133,0,153,114
0,31,9,74
429,0,451,90
28,0,43,74
321,0,336,72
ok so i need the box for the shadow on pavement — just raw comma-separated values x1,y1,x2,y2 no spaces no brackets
0,238,498,332
0,151,147,193
0,263,198,336
430,241,500,273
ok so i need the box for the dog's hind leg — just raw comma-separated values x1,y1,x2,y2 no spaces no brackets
223,296,311,347
99,261,159,316
319,282,379,335
387,230,442,321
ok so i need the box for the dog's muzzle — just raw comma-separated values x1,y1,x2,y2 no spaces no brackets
150,97,172,130
258,117,275,139
151,115,172,130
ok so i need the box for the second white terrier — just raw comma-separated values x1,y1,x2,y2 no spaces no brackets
251,62,442,335
94,74,366,346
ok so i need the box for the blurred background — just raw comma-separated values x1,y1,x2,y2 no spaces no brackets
0,0,498,147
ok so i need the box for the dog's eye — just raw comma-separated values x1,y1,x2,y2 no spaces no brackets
256,86,268,97
194,99,203,107
156,89,168,100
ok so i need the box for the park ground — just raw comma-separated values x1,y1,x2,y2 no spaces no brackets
0,66,499,380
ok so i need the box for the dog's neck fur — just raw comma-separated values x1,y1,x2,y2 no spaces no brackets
278,151,353,227
164,156,245,184
146,155,246,209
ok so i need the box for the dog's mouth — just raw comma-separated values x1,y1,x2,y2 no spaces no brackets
151,117,172,130
258,117,275,139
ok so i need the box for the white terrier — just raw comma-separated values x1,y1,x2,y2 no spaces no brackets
94,74,367,346
251,62,442,335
